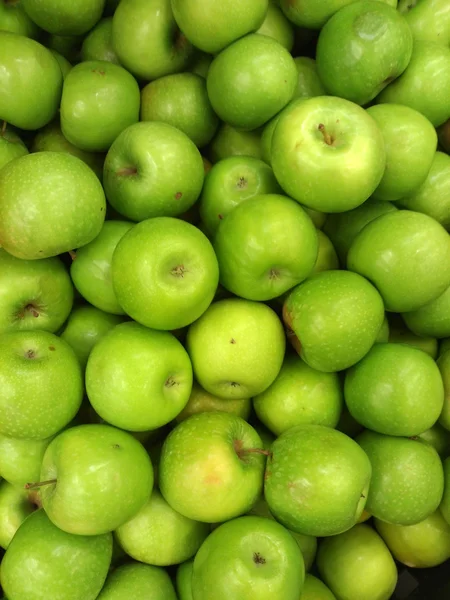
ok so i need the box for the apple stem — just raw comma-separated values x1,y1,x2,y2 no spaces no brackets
318,124,333,146
1,121,6,137
241,448,272,457
24,479,57,490
68,250,77,261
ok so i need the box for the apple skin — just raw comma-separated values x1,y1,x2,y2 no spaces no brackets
0,152,106,260
347,210,450,312
0,330,83,439
0,249,73,334
0,433,55,488
260,98,303,165
175,382,251,423
103,122,204,222
199,156,281,237
22,0,104,35
114,488,210,566
317,524,398,600
50,48,72,78
399,0,450,47
417,423,450,458
398,151,450,230
283,270,385,373
375,510,450,568
1,509,112,600
0,127,28,170
192,516,305,600
253,354,343,436
32,121,104,180
86,321,193,431
357,430,444,525
39,424,154,536
293,57,326,99
377,41,450,127
214,194,319,301
441,457,450,524
176,559,194,600
0,481,37,549
60,60,140,153
59,305,124,369
0,0,41,38
207,34,297,131
403,284,450,339
312,230,340,274
208,123,263,163
300,574,337,600
81,17,119,64
171,0,268,54
437,350,450,431
257,0,294,50
186,298,285,399
344,343,444,437
97,563,178,600
112,0,195,81
271,96,386,213
388,321,438,358
111,218,219,330
0,31,63,130
316,1,412,106
70,220,134,315
366,104,437,201
140,73,219,148
159,412,266,523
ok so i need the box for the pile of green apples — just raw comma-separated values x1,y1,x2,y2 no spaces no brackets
1,0,450,599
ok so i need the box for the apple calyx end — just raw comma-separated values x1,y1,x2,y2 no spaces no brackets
116,166,138,177
253,551,266,565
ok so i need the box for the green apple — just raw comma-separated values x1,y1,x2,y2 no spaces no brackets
0,481,38,549
208,123,263,163
1,509,112,600
256,0,294,50
0,249,73,334
316,1,412,105
0,433,54,487
114,488,209,566
111,218,219,330
398,151,450,229
347,210,450,312
437,350,450,431
192,516,304,600
259,98,301,164
97,563,177,600
323,199,397,264
199,156,281,237
388,319,438,358
366,104,437,201
49,48,72,78
140,73,218,148
0,330,83,439
293,57,326,99
0,126,28,169
283,270,385,372
32,121,104,180
441,457,450,524
375,510,450,568
317,524,398,600
345,343,444,436
398,0,450,47
207,34,297,131
176,559,194,600
0,151,106,260
300,574,337,600
171,0,268,54
187,298,285,399
377,41,450,127
271,96,386,212
311,230,340,274
253,354,343,436
403,284,450,339
190,52,213,78
336,405,365,439
175,382,251,423
0,31,63,130
357,430,444,525
0,0,40,38
159,412,266,522
22,0,104,35
60,306,123,369
70,220,133,314
376,315,390,343
86,321,193,431
81,17,119,64
265,425,372,536
60,60,140,153
418,423,450,458
103,122,204,221
45,31,82,62
112,0,194,80
214,194,319,301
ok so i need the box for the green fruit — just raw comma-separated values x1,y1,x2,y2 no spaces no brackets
399,0,450,46
0,0,41,38
312,230,340,274
417,424,450,458
81,17,119,64
22,0,104,35
97,563,177,600
0,481,37,549
175,382,251,423
300,574,337,600
441,457,450,524
403,284,450,338
176,560,194,600
437,350,450,431
0,126,28,170
257,0,294,50
0,433,55,488
293,57,326,99
208,123,263,163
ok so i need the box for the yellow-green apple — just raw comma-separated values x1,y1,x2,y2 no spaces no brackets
111,218,218,330
175,382,251,423
49,48,72,78
0,126,28,169
103,122,204,221
399,0,450,46
437,350,450,431
22,0,104,35
300,574,337,600
86,321,193,431
0,0,40,38
347,210,450,312
403,285,450,339
271,96,386,212
192,516,304,600
312,230,340,273
388,317,438,358
97,563,177,600
208,123,263,163
0,433,55,488
357,430,444,524
417,424,450,458
176,559,194,600
0,481,38,549
283,270,385,372
257,0,294,50
81,17,119,64
293,57,326,98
